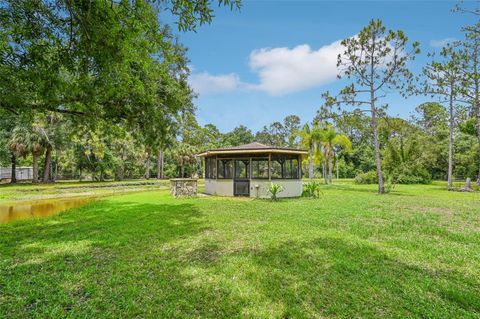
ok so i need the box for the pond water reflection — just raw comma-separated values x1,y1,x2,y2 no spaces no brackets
0,197,95,224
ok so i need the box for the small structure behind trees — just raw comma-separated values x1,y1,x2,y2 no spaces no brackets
0,167,33,182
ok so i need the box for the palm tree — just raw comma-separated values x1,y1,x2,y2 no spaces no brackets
319,126,352,184
175,144,197,178
8,129,27,184
297,123,323,179
9,124,48,183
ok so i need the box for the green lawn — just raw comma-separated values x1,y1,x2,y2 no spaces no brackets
1,184,480,318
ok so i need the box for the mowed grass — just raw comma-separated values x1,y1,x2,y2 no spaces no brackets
1,184,480,318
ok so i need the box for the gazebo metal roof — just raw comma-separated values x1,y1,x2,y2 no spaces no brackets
196,142,308,157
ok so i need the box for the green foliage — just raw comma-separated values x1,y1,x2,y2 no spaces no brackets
0,0,242,153
222,125,254,147
459,117,478,136
266,182,284,201
344,144,376,177
319,125,352,184
389,164,432,184
385,159,432,185
0,136,9,166
0,111,18,162
255,115,301,147
356,166,431,185
302,181,323,198
168,0,241,31
412,102,449,180
174,144,198,178
454,132,479,178
380,117,433,184
414,102,448,134
354,170,378,184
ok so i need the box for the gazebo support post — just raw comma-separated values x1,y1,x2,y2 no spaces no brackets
268,153,271,181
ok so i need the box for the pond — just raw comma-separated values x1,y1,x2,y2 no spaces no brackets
0,197,95,224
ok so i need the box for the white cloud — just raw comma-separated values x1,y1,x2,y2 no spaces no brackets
189,38,345,96
430,38,457,48
189,72,242,95
248,41,344,95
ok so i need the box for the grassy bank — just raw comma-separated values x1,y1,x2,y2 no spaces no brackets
1,184,480,318
0,179,171,202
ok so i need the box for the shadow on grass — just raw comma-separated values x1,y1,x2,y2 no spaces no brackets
1,199,479,317
250,237,479,317
0,200,247,317
1,200,205,251
184,236,480,318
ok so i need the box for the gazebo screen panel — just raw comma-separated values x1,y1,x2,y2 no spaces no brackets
218,159,233,179
205,157,217,179
234,160,250,179
251,158,269,179
271,155,299,179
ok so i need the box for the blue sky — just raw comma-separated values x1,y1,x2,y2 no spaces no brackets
173,0,477,132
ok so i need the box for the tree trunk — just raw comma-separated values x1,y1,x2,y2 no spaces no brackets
32,153,39,183
117,153,126,181
157,149,164,179
308,145,314,179
475,93,480,185
145,152,151,180
473,46,480,185
54,149,61,181
336,154,339,180
323,156,328,184
116,165,124,181
181,165,184,178
476,108,480,185
447,84,454,189
10,152,16,184
43,146,52,183
370,34,384,194
465,177,472,190
371,96,384,193
328,156,333,184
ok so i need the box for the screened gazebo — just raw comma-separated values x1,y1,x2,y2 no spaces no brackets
197,142,308,198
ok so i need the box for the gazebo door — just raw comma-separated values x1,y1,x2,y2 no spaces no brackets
234,159,250,196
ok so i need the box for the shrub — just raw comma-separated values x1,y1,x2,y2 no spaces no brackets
386,163,432,185
266,183,284,201
385,175,396,193
393,165,431,184
354,170,377,184
303,181,323,198
394,173,430,184
355,166,432,185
